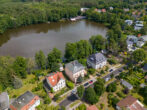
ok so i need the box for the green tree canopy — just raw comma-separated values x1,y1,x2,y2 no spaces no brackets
77,85,85,99
13,56,27,78
132,49,147,63
85,87,99,104
35,50,46,70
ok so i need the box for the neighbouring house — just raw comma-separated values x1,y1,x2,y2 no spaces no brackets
139,35,147,42
125,20,133,25
87,53,107,70
126,40,134,51
127,35,138,43
80,8,89,12
134,21,144,30
136,41,145,47
121,79,133,90
124,8,130,12
59,63,64,71
0,92,9,110
10,91,40,110
87,105,98,110
44,72,66,92
65,60,86,83
109,7,113,10
116,96,144,110
101,9,106,12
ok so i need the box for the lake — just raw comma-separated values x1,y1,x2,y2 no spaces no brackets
0,20,107,57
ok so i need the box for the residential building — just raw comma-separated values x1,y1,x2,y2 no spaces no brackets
87,53,107,70
101,9,106,12
65,60,86,83
121,79,133,90
125,20,133,25
134,21,144,30
10,91,40,110
87,105,98,110
124,8,130,12
45,72,66,92
116,96,144,110
0,92,9,110
109,7,113,10
136,41,145,47
143,64,147,72
127,35,138,43
80,8,89,12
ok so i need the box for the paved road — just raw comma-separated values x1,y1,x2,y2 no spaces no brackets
59,94,78,107
59,65,125,107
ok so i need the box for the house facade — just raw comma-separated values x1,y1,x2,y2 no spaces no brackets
65,60,86,83
0,92,9,110
45,72,66,92
116,96,144,110
10,91,40,110
87,53,107,70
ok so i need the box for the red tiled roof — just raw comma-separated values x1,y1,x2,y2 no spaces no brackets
87,105,98,110
129,101,144,110
117,96,144,110
117,96,137,107
101,9,106,12
47,72,65,87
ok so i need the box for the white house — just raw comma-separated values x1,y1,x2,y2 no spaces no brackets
45,72,66,92
10,91,40,110
87,53,107,70
65,60,86,83
80,8,89,12
134,21,144,30
0,92,9,110
125,20,133,25
136,41,145,47
59,63,64,71
116,96,144,110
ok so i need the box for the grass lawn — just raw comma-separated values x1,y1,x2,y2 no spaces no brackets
7,74,38,98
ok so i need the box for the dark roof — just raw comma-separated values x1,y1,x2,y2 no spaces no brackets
65,60,85,74
87,53,107,65
11,91,36,110
0,92,9,110
143,64,147,72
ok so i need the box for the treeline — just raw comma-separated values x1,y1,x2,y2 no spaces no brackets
0,2,80,34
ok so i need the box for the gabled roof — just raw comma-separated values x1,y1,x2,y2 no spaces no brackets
87,53,107,65
121,80,133,89
46,72,65,87
0,92,9,110
117,96,137,107
117,96,144,110
11,91,39,110
65,60,85,74
87,105,98,110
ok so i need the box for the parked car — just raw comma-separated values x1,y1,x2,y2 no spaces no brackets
89,80,93,84
96,73,101,77
109,69,113,72
71,89,77,94
84,82,89,87
105,77,111,82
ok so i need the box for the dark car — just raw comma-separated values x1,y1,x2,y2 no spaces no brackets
96,73,101,77
109,69,113,72
84,82,89,87
89,80,93,84
119,69,122,72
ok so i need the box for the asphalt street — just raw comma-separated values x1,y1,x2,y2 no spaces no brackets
59,65,125,107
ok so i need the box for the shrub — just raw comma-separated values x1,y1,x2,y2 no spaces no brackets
106,82,117,92
66,80,74,89
87,68,96,75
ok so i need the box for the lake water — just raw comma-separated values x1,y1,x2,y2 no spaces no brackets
0,20,107,57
